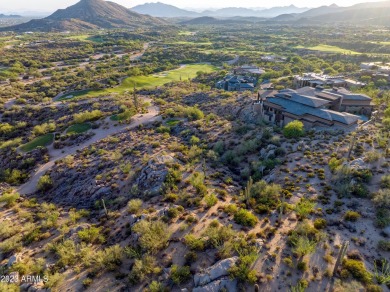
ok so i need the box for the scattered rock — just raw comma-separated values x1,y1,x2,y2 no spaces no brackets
194,256,238,287
193,278,238,292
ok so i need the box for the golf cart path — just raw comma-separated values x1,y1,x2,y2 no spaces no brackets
17,102,160,195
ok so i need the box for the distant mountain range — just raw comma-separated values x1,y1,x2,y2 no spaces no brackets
1,0,168,32
131,2,309,18
0,14,21,18
175,0,390,25
2,0,390,32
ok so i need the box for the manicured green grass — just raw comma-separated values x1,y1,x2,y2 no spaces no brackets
295,44,361,55
20,134,54,152
66,123,91,134
171,41,213,46
65,35,104,43
58,90,101,101
63,64,217,100
121,64,217,89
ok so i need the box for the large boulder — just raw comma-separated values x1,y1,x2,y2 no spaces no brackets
194,257,238,287
193,278,238,292
135,155,175,196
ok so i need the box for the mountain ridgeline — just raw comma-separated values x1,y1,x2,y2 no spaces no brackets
132,0,390,25
1,0,168,32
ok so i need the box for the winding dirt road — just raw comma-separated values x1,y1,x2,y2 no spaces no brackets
17,102,160,195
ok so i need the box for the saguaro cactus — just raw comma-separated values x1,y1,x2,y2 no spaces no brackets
333,241,349,277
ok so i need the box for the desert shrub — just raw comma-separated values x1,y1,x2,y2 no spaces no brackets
73,110,103,123
342,259,372,284
93,245,123,272
0,283,20,291
33,122,56,136
224,204,238,215
283,120,304,138
378,240,390,251
328,157,344,173
344,210,361,222
190,135,200,145
373,189,390,207
0,191,20,207
163,168,181,192
37,175,53,191
0,221,20,240
204,224,236,249
184,251,198,264
251,180,282,209
170,265,191,285
49,240,79,267
351,183,370,198
374,259,390,285
313,218,327,230
78,226,105,244
167,207,180,219
147,281,166,292
380,175,390,188
204,193,218,208
376,208,390,228
0,235,22,255
234,209,258,227
132,220,171,254
44,273,65,289
297,261,308,271
364,150,382,163
292,235,317,257
229,255,258,284
128,255,161,284
184,234,205,251
295,198,316,219
190,172,207,196
127,199,143,214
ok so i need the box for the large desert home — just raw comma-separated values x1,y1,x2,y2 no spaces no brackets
254,87,373,129
293,73,366,89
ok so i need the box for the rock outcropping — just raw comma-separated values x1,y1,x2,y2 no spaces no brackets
193,257,238,292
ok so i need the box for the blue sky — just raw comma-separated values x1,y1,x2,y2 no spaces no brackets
0,0,385,13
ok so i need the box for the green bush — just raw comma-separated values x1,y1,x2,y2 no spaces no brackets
228,255,258,284
295,198,316,219
204,193,218,208
74,110,103,123
313,218,327,229
128,255,161,284
0,191,20,207
373,189,390,207
37,175,53,191
283,120,304,138
344,210,361,222
234,209,258,227
127,199,143,214
342,259,372,284
378,240,390,251
380,175,390,188
132,220,171,254
170,265,191,285
77,226,105,244
251,180,282,209
184,234,205,251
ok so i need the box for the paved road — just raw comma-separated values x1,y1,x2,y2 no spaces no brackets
17,101,160,195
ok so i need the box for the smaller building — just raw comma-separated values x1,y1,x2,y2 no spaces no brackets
216,74,257,92
293,73,347,88
234,65,265,76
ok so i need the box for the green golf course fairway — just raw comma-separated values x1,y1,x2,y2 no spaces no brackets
61,64,217,100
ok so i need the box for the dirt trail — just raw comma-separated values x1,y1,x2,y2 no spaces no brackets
17,101,160,195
